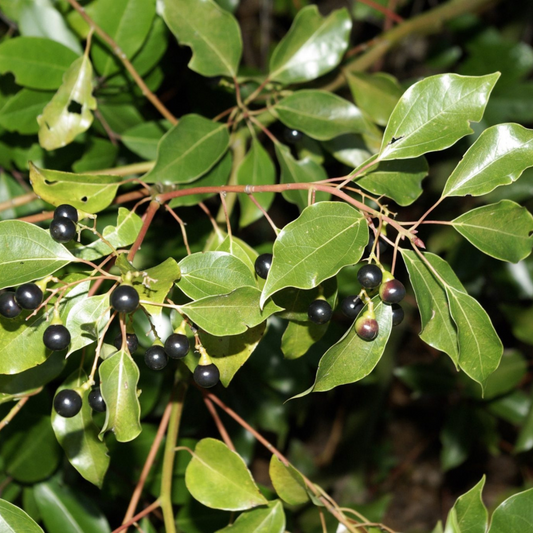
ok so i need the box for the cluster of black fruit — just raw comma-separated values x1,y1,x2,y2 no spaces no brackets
50,203,78,243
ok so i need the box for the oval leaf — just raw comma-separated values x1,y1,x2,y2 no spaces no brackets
216,500,285,533
269,456,309,506
488,488,533,533
0,499,44,533
0,89,51,135
444,477,487,533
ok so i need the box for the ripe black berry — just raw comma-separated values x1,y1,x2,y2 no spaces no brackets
15,283,43,310
144,345,168,371
0,291,22,319
254,253,273,279
54,204,78,223
164,333,190,359
283,128,303,144
54,389,82,418
341,295,364,320
308,300,332,325
357,264,383,290
194,363,220,388
88,388,106,412
43,324,71,351
110,285,139,314
392,304,404,327
380,279,406,304
50,216,77,243
113,332,139,353
355,315,379,341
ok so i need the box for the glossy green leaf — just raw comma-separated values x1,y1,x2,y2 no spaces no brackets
51,371,110,487
281,320,324,360
72,138,118,173
216,500,285,533
178,251,256,300
346,71,403,127
269,455,309,506
185,438,268,511
181,287,283,337
0,220,74,290
34,479,111,533
380,73,500,160
321,134,373,168
0,37,79,90
144,114,229,184
269,5,351,85
215,235,258,274
444,477,487,533
488,488,533,533
236,139,276,228
451,200,533,262
274,90,370,141
122,121,168,160
0,173,44,220
0,499,44,533
37,55,97,150
29,163,122,213
132,16,168,76
442,124,533,197
0,89,51,134
162,0,242,77
260,202,367,307
99,349,142,442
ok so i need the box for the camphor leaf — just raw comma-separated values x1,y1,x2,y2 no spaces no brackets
185,438,268,511
274,90,370,141
216,500,286,533
181,287,283,337
260,202,367,307
51,371,110,488
72,138,118,173
215,234,258,275
0,89,52,135
488,488,533,533
144,114,229,184
99,349,142,443
444,477,487,533
0,499,44,532
37,54,97,151
269,455,309,506
162,0,242,78
269,5,351,85
442,123,533,197
121,121,169,161
29,163,122,213
451,200,533,262
380,73,500,160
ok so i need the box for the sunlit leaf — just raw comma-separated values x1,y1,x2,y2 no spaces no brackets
216,500,285,533
444,477,487,533
137,258,181,317
488,488,533,533
0,499,44,533
269,455,309,506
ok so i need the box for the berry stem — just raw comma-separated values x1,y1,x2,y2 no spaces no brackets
164,205,192,255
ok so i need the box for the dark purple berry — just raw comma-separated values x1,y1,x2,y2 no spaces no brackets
88,388,106,412
0,291,22,319
194,363,220,388
380,279,406,304
113,332,139,353
43,324,71,351
144,345,168,371
54,389,82,418
50,216,77,243
110,285,139,314
255,253,273,279
341,295,364,320
357,264,383,290
283,129,303,144
15,283,43,310
164,333,190,359
54,204,78,223
308,300,332,325
355,316,379,341
392,304,404,326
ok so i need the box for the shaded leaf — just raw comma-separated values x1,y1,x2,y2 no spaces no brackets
72,138,118,173
269,455,309,506
216,500,285,533
0,499,44,533
0,89,51,134
122,121,168,160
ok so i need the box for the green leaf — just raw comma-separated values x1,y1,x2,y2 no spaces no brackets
488,488,533,533
380,73,500,160
34,479,111,533
442,124,533,197
181,287,283,337
260,202,367,307
346,71,403,127
185,438,268,511
275,143,329,211
99,349,142,442
122,121,168,160
269,5,351,84
144,114,229,184
0,37,79,90
515,388,533,453
482,350,527,401
51,371,110,487
356,157,429,206
216,500,285,533
0,172,44,220
37,55,97,150
321,134,373,168
444,477,487,533
274,90,370,141
0,89,51,134
236,139,276,228
0,220,74,290
132,16,168,76
29,163,122,213
215,235,258,274
451,200,533,262
72,138,118,173
162,0,242,78
269,455,309,506
0,499,44,533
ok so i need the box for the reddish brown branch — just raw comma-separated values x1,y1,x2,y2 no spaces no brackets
202,396,236,451
112,500,160,533
127,201,160,261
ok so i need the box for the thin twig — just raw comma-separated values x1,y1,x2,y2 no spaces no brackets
164,205,191,255
247,193,279,234
202,396,236,451
128,201,160,261
198,202,222,237
358,0,404,23
0,389,42,432
112,501,161,533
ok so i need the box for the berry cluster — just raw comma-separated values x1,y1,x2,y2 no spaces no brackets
54,387,105,418
50,204,78,244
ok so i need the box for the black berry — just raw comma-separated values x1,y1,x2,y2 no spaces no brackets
110,285,140,314
50,216,77,243
164,333,190,359
43,324,71,351
15,283,43,310
380,279,406,304
357,264,383,290
54,389,82,418
0,291,22,319
341,295,364,320
355,315,379,341
283,128,303,144
308,300,332,325
144,345,168,371
194,363,220,388
54,204,78,223
255,253,273,279
88,388,106,412
113,332,139,353
392,304,404,327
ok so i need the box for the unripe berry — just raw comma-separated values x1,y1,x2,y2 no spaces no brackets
380,279,406,304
